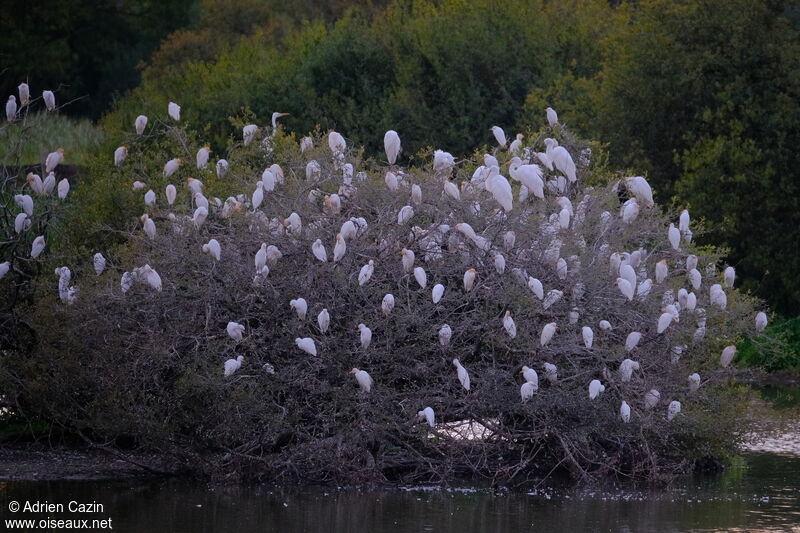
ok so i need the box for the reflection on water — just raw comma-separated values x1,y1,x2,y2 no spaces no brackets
2,453,799,532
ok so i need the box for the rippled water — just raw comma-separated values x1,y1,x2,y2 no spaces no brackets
2,386,799,532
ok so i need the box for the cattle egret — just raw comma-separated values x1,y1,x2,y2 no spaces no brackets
433,150,455,174
164,158,181,177
42,173,56,195
542,289,563,309
688,373,701,393
290,298,308,320
528,277,544,300
679,209,690,232
521,366,539,388
620,401,631,423
384,130,401,164
668,223,680,250
552,146,577,182
226,322,245,342
619,358,640,382
187,178,203,195
492,253,506,275
625,332,642,352
520,381,537,401
657,312,674,334
381,293,395,316
6,96,17,121
92,253,106,275
135,115,148,135
45,148,64,172
14,213,30,234
667,401,681,421
490,126,507,147
582,326,594,349
295,337,317,356
224,356,244,377
508,158,545,198
333,234,347,262
254,244,268,273
418,407,435,428
485,172,513,211
463,269,477,292
655,260,668,283
168,102,180,121
625,177,654,208
546,107,558,127
556,258,568,280
589,380,605,400
140,214,156,240
710,284,727,309
139,265,161,291
328,131,346,154
540,322,557,346
616,278,634,300
453,359,470,390
543,363,558,383
358,324,372,350
720,345,736,368
432,284,445,304
196,146,211,169
755,312,768,332
503,311,517,338
509,133,524,155
621,198,640,223
724,266,735,288
398,205,414,224
315,308,330,334
359,260,375,286
216,159,229,178
444,180,461,201
300,136,313,152
411,184,422,205
645,389,661,409
349,368,373,392
192,206,208,228
385,171,399,191
599,320,612,331
243,124,258,145
201,239,221,261
439,324,452,346
31,236,46,258
43,90,55,111
18,83,30,106
312,239,327,262
414,266,427,289
114,146,127,166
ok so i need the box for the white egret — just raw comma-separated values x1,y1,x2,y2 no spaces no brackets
382,293,395,316
667,401,681,421
328,131,346,154
582,326,594,349
300,136,313,152
312,239,328,262
18,83,29,106
615,278,634,301
295,337,317,356
679,209,690,232
226,322,245,342
655,260,668,283
599,320,612,331
414,266,427,289
6,95,17,121
271,112,289,129
163,184,177,206
490,126,507,147
589,380,605,400
439,324,452,346
503,311,517,338
619,264,636,289
265,245,282,267
384,130,401,164
140,214,156,240
358,324,372,350
724,266,735,288
625,332,642,352
349,368,373,393
202,239,221,261
543,363,558,384
644,389,661,409
251,182,264,210
26,173,43,195
688,373,701,393
625,177,654,208
340,220,357,241
411,184,422,205
216,159,229,178
243,124,258,145
619,358,640,382
509,133,524,155
168,101,180,121
224,356,244,377
31,235,46,258
358,260,375,286
720,345,736,368
504,231,516,250
135,115,148,135
42,172,56,195
187,178,203,195
485,172,513,211
453,359,470,390
520,381,537,401
139,265,162,291
521,366,539,387
261,169,277,192
443,179,461,201
0,261,10,280
318,309,330,333
546,107,558,126
668,223,680,250
333,234,347,262
463,268,477,292
433,150,455,174
43,90,55,111
290,298,308,320
493,253,506,275
284,212,302,235
551,146,576,182
45,148,64,172
542,289,563,309
143,189,156,207
688,268,702,290
637,279,653,299
385,171,399,191
528,277,544,300
556,258,568,280
657,312,674,334
418,407,435,428
621,198,640,223
755,312,768,332
114,146,127,167
192,206,208,228
324,193,341,214
432,283,445,304
255,243,268,273
164,158,181,177
196,146,211,169
710,284,727,309
620,401,631,423
540,322,557,346
398,205,414,224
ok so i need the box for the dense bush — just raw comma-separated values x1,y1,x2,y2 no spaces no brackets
1,100,764,483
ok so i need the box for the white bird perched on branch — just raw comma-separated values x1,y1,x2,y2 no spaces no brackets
443,179,460,201
619,358,640,382
312,239,327,262
333,234,347,262
358,324,372,350
582,326,594,349
295,337,317,356
0,262,10,280
615,278,634,301
433,150,455,174
18,83,29,106
540,322,557,346
710,284,727,309
589,379,605,400
509,133,524,155
528,277,544,300
667,401,681,421
384,130,401,164
657,312,675,334
625,332,642,352
43,90,55,111
453,359,470,391
755,312,768,332
299,136,313,152
521,366,539,388
255,243,268,273
196,146,211,169
432,283,445,304
439,324,452,346
271,112,289,129
503,311,517,338
398,205,414,225
135,115,148,135
688,268,702,290
621,198,640,224
43,173,56,195
668,223,680,250
542,289,563,310
14,213,30,233
645,389,661,409
144,189,156,207
192,206,208,229
290,298,308,320
328,131,346,155
358,260,375,286
546,107,559,127
168,101,180,121
543,363,558,384
688,373,701,393
620,401,631,423
490,126,507,147
93,253,106,275
6,95,17,121
384,171,399,192
226,321,245,342
202,239,221,262
140,214,156,240
349,368,373,393
463,268,477,292
164,158,181,177
414,266,427,289
679,209,690,232
216,159,229,178
724,266,735,288
31,235,46,258
552,146,577,183
655,259,668,283
520,381,537,401
418,407,435,428
317,309,330,333
485,172,513,211
411,183,422,205
224,356,244,377
114,146,127,166
140,265,162,291
625,177,654,208
720,345,736,368
382,293,395,316
45,148,64,173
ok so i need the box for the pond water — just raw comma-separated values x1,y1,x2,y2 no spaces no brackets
2,387,799,532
